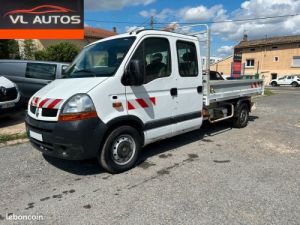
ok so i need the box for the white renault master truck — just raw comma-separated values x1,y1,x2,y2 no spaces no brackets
25,29,263,173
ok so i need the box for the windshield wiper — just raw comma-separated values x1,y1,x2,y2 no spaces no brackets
73,69,97,77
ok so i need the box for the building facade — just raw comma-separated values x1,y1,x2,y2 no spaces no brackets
235,35,300,83
210,55,233,76
210,35,300,84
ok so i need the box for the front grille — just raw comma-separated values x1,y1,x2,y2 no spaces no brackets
30,105,58,118
0,87,18,102
42,108,58,117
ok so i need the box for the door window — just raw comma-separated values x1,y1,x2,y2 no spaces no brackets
292,56,300,67
176,41,198,77
25,63,57,80
271,73,277,79
131,38,171,84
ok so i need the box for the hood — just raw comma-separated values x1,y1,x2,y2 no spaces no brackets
28,77,108,121
0,76,15,88
35,77,108,100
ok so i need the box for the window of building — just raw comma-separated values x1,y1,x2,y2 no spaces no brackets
250,48,255,52
292,56,300,67
273,56,279,62
25,63,57,80
176,41,198,77
272,46,278,49
271,73,277,79
246,59,255,68
131,37,171,84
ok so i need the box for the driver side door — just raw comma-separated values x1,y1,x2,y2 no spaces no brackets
125,36,177,144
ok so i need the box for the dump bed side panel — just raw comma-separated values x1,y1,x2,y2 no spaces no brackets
204,79,264,104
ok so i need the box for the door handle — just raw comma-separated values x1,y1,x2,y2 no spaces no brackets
197,86,203,94
170,88,178,96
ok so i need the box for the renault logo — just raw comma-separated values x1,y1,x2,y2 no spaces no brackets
0,86,7,95
35,108,39,117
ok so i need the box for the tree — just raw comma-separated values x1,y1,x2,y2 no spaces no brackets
0,40,20,59
35,42,79,62
23,40,36,60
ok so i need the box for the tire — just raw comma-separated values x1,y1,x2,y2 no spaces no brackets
98,126,142,174
291,82,298,87
232,103,249,128
271,81,277,87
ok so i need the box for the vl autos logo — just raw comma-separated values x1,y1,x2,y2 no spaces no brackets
0,0,84,39
4,5,81,25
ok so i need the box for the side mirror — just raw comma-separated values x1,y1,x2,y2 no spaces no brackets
122,60,144,86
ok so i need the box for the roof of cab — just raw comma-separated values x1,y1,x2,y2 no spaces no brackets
85,29,199,48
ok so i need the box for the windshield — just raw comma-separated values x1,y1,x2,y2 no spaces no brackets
64,37,136,78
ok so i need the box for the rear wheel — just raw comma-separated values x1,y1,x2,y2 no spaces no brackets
98,126,141,174
271,81,277,87
292,82,298,87
232,103,249,128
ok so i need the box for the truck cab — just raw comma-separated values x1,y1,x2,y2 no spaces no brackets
25,29,263,173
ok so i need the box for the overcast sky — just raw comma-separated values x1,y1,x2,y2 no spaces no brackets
84,0,300,58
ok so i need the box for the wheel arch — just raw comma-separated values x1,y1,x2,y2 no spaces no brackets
101,116,145,150
232,97,252,115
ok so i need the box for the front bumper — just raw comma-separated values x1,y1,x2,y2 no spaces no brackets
25,115,107,160
0,101,23,117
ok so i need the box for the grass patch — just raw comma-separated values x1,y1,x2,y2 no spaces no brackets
0,132,28,144
264,88,275,96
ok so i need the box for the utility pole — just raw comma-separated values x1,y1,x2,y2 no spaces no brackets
150,16,154,29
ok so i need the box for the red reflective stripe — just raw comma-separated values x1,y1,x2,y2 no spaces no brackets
39,98,49,108
136,99,148,108
127,101,135,110
47,99,62,109
31,97,38,106
150,97,156,105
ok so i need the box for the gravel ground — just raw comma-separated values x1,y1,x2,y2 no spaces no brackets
0,90,299,225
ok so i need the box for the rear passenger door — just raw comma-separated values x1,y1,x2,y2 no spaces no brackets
23,63,57,99
173,40,203,135
125,36,177,144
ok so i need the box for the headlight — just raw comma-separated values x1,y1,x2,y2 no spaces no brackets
59,94,97,121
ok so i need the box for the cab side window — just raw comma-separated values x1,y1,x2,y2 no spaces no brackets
177,41,198,77
131,38,171,84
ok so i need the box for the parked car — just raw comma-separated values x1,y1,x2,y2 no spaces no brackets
203,70,225,80
0,76,21,116
0,60,69,103
270,75,300,87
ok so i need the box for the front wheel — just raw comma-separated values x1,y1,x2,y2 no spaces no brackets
291,82,298,87
98,126,142,174
232,103,249,128
271,81,277,87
